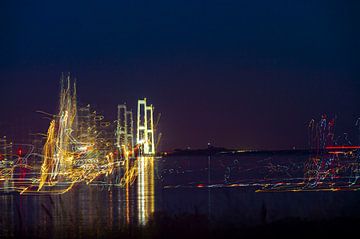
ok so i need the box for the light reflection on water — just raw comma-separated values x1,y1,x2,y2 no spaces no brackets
137,157,155,225
0,157,156,238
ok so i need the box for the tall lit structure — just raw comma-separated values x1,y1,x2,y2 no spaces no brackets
136,98,155,155
116,104,134,155
1,136,7,161
38,73,78,190
126,110,134,151
0,136,13,163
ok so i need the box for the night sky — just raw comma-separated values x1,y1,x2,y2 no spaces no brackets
0,0,359,151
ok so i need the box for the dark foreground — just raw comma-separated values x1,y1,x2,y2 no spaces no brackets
7,213,360,239
2,152,360,238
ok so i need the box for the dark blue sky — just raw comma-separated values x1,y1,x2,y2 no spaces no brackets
0,0,359,150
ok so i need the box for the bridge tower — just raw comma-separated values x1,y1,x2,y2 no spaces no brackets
136,98,155,155
116,104,134,156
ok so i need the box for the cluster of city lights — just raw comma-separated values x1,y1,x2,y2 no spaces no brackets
0,74,158,195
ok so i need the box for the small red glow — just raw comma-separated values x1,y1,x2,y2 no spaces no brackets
17,148,23,157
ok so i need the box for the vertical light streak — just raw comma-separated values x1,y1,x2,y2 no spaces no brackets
137,157,155,225
137,157,146,225
38,120,56,191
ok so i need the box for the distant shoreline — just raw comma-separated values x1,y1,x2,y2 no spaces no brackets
162,147,334,157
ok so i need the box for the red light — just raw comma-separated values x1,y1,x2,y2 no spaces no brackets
17,148,23,157
326,146,360,150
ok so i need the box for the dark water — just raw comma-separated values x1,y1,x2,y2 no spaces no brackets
1,153,360,238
